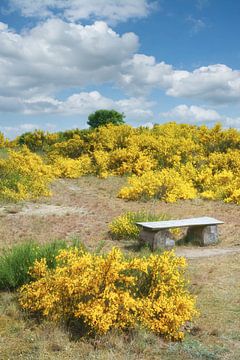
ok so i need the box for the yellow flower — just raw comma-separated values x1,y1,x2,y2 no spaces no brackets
19,247,198,340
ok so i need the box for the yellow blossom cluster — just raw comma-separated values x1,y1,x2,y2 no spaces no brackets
44,123,240,203
19,248,198,340
3,122,240,204
109,211,169,240
0,147,54,201
0,132,5,148
118,168,197,202
50,154,92,178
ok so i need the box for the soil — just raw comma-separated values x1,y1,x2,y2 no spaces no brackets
0,176,240,258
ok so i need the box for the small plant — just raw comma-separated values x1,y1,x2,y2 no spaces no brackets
168,338,228,359
109,211,170,240
0,239,82,290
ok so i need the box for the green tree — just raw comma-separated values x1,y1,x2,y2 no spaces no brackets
87,109,125,129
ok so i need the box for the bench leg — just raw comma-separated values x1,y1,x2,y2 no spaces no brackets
139,229,175,251
186,225,219,246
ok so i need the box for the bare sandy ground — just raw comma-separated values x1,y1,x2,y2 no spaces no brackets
0,177,240,259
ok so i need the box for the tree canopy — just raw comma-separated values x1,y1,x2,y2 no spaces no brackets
87,109,125,128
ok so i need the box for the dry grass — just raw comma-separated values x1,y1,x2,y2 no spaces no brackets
0,176,240,359
0,176,240,250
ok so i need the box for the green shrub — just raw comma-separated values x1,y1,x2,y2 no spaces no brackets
109,211,169,240
0,239,79,290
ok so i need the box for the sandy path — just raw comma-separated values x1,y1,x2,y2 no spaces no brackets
176,246,240,259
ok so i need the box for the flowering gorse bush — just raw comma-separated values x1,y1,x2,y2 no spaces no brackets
45,123,240,204
3,122,240,204
50,154,92,178
109,211,169,240
0,147,54,202
0,132,5,148
19,247,198,340
118,169,197,202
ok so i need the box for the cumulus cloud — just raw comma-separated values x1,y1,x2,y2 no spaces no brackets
224,116,240,128
161,104,240,129
119,54,188,96
161,104,221,123
1,17,240,114
0,19,138,97
166,64,240,104
56,91,154,119
120,55,240,104
0,123,45,138
7,0,156,24
0,91,154,121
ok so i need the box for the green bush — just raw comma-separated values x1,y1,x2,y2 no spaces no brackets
109,211,169,240
0,239,79,290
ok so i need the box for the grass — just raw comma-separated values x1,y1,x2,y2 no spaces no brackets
0,239,82,290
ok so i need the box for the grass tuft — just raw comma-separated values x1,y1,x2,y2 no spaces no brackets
0,239,81,290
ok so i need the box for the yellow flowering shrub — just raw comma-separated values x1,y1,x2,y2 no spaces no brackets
92,150,111,178
108,148,157,176
109,211,169,240
50,155,92,178
0,132,5,148
16,129,61,152
0,147,54,201
3,122,240,204
118,169,197,202
49,135,85,158
19,248,198,340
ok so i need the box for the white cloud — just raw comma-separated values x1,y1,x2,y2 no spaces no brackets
40,91,154,120
166,64,240,104
7,0,156,24
0,19,138,97
0,123,56,138
0,91,154,121
119,54,186,95
224,116,240,128
0,123,38,137
58,91,113,115
57,92,153,120
120,55,240,104
1,17,240,113
161,104,240,129
161,105,221,123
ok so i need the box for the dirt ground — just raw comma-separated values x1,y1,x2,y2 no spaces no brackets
0,176,240,359
0,176,240,256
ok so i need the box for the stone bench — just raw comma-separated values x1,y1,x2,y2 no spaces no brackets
136,217,224,251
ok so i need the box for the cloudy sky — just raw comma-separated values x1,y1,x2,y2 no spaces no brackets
0,0,240,137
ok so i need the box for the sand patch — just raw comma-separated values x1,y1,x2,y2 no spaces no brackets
20,204,87,216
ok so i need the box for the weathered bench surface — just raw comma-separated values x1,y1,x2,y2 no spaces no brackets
136,217,224,230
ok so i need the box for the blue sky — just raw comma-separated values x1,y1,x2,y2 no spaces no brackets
0,0,240,138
